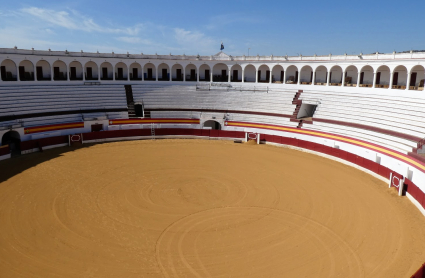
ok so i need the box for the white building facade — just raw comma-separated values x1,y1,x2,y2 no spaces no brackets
0,48,424,92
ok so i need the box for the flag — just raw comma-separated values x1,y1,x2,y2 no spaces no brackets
220,42,224,51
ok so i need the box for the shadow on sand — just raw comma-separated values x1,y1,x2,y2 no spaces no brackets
0,144,95,184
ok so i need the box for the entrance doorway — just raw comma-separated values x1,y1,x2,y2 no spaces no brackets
1,130,21,153
203,120,221,130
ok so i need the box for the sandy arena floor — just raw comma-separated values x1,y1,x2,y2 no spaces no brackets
1,139,425,277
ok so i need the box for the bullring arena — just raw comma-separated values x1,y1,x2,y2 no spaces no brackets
1,48,425,277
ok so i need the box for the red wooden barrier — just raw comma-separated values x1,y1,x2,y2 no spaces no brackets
411,263,425,278
20,135,68,151
0,145,10,156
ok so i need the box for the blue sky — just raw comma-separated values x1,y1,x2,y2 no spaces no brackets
0,0,424,56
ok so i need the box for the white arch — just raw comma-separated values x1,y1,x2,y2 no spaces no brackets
115,62,128,80
329,65,343,85
18,60,34,81
185,63,197,82
243,64,256,83
143,63,156,81
199,64,211,81
52,60,67,81
69,61,83,81
300,65,313,85
157,63,170,81
85,61,98,80
230,64,242,82
171,63,184,81
285,65,298,84
314,65,327,85
1,59,18,81
257,64,270,83
129,62,142,80
375,65,391,88
212,63,228,82
344,65,358,86
271,65,284,84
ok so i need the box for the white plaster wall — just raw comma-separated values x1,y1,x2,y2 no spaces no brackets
1,59,17,77
361,67,374,84
315,67,327,83
199,64,210,80
258,65,269,81
129,63,142,79
330,67,342,83
36,60,51,79
19,60,34,72
100,62,113,79
144,63,156,79
185,64,197,79
231,65,242,80
171,64,183,79
115,62,128,79
244,65,256,82
345,67,358,84
272,66,284,82
286,66,297,82
69,61,83,78
300,67,312,83
157,63,169,79
212,63,228,76
412,69,425,86
85,61,99,78
394,68,407,86
52,60,67,74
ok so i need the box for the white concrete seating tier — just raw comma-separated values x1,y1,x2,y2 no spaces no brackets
150,110,299,128
306,121,415,154
0,85,128,118
132,84,296,115
300,90,425,138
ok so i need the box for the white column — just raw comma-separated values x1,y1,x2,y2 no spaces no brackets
269,71,272,84
51,66,54,81
83,67,86,81
356,72,361,87
141,66,144,81
341,71,346,87
406,71,411,90
297,72,301,85
372,72,377,88
283,70,287,84
127,66,130,81
169,67,172,81
183,67,186,82
112,66,115,81
326,71,330,86
210,71,213,83
67,65,70,81
98,66,101,81
156,67,158,81
255,69,258,83
196,67,199,82
389,71,393,90
312,71,316,86
242,69,245,83
228,67,231,82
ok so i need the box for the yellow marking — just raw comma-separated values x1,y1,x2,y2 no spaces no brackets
227,121,425,172
26,123,83,133
110,119,199,124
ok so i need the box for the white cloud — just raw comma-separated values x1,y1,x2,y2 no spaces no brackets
174,28,216,53
20,7,141,35
116,36,152,45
